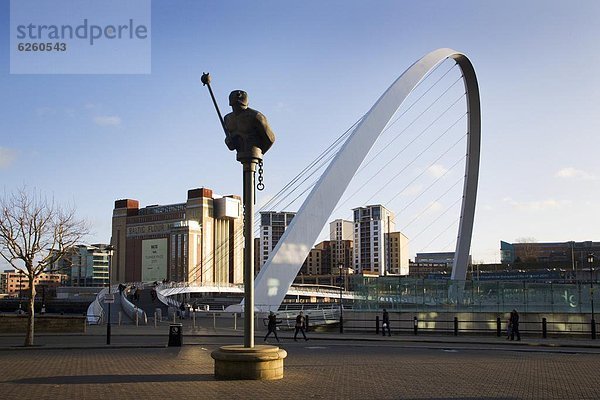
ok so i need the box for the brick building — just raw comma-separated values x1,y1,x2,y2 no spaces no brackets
111,187,243,284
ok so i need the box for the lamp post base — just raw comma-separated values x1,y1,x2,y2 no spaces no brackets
211,345,287,380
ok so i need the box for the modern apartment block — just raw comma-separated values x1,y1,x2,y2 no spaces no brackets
259,211,296,268
352,205,396,275
386,231,410,275
53,244,111,287
111,187,243,284
330,219,354,271
352,204,410,276
301,241,332,275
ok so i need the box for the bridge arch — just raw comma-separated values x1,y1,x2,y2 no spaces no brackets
249,48,481,312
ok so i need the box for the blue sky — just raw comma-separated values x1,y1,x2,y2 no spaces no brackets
1,0,600,264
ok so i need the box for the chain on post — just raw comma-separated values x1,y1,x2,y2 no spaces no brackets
257,160,265,191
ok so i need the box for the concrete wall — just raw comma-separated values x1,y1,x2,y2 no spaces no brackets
0,314,86,333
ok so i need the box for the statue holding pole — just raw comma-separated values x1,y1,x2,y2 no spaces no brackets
201,73,285,380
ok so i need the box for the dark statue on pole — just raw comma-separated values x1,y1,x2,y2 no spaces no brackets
201,73,275,349
224,89,275,163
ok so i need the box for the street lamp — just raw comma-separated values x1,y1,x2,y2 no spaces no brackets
588,254,596,340
18,270,23,311
106,245,114,345
339,264,344,334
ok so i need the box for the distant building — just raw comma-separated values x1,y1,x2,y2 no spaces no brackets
254,237,261,276
412,251,471,277
301,241,332,275
408,261,452,278
111,187,243,284
0,270,67,297
386,231,410,275
53,244,111,287
415,252,457,265
330,219,354,271
352,205,409,276
259,211,296,268
501,240,600,266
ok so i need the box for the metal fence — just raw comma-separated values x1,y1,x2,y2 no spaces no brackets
342,314,597,338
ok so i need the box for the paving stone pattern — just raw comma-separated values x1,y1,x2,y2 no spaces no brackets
0,343,599,399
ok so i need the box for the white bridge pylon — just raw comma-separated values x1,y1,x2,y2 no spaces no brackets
237,48,481,313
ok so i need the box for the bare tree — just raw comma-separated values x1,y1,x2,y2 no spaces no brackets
0,187,88,346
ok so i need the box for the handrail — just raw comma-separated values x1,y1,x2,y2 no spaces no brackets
121,285,147,325
86,286,109,325
155,286,181,309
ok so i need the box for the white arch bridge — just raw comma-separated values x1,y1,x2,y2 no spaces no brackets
157,282,357,306
249,47,480,312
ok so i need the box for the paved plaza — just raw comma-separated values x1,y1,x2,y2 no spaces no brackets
1,325,600,399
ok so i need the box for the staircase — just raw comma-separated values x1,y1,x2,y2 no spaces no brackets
129,287,169,321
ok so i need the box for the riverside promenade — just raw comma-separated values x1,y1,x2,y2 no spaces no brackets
1,323,600,400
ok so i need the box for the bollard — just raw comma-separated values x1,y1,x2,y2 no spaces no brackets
154,312,157,328
168,323,183,347
234,313,237,330
173,312,176,324
118,311,122,326
453,317,458,336
213,313,216,329
496,317,501,337
413,317,418,335
375,315,380,335
542,317,547,339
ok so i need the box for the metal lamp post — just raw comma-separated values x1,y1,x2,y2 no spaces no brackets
18,270,23,310
339,264,344,334
588,254,596,340
106,245,114,345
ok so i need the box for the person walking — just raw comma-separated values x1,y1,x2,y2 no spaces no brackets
179,302,186,319
294,311,308,341
382,309,391,336
510,309,521,341
264,311,282,343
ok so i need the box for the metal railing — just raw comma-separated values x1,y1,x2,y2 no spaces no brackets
86,286,110,325
120,286,147,325
341,314,598,338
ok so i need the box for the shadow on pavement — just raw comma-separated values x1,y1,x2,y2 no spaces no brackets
11,374,214,384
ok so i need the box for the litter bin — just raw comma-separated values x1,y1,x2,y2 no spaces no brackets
168,323,183,347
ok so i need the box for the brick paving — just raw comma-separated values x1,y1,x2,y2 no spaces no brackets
1,338,600,399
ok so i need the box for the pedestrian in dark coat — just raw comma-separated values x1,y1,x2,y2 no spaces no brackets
510,309,521,341
264,311,281,342
382,309,391,336
294,311,308,341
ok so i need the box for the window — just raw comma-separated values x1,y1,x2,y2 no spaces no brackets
261,214,271,226
372,207,381,220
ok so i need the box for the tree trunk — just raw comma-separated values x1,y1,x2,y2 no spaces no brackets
25,276,36,346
